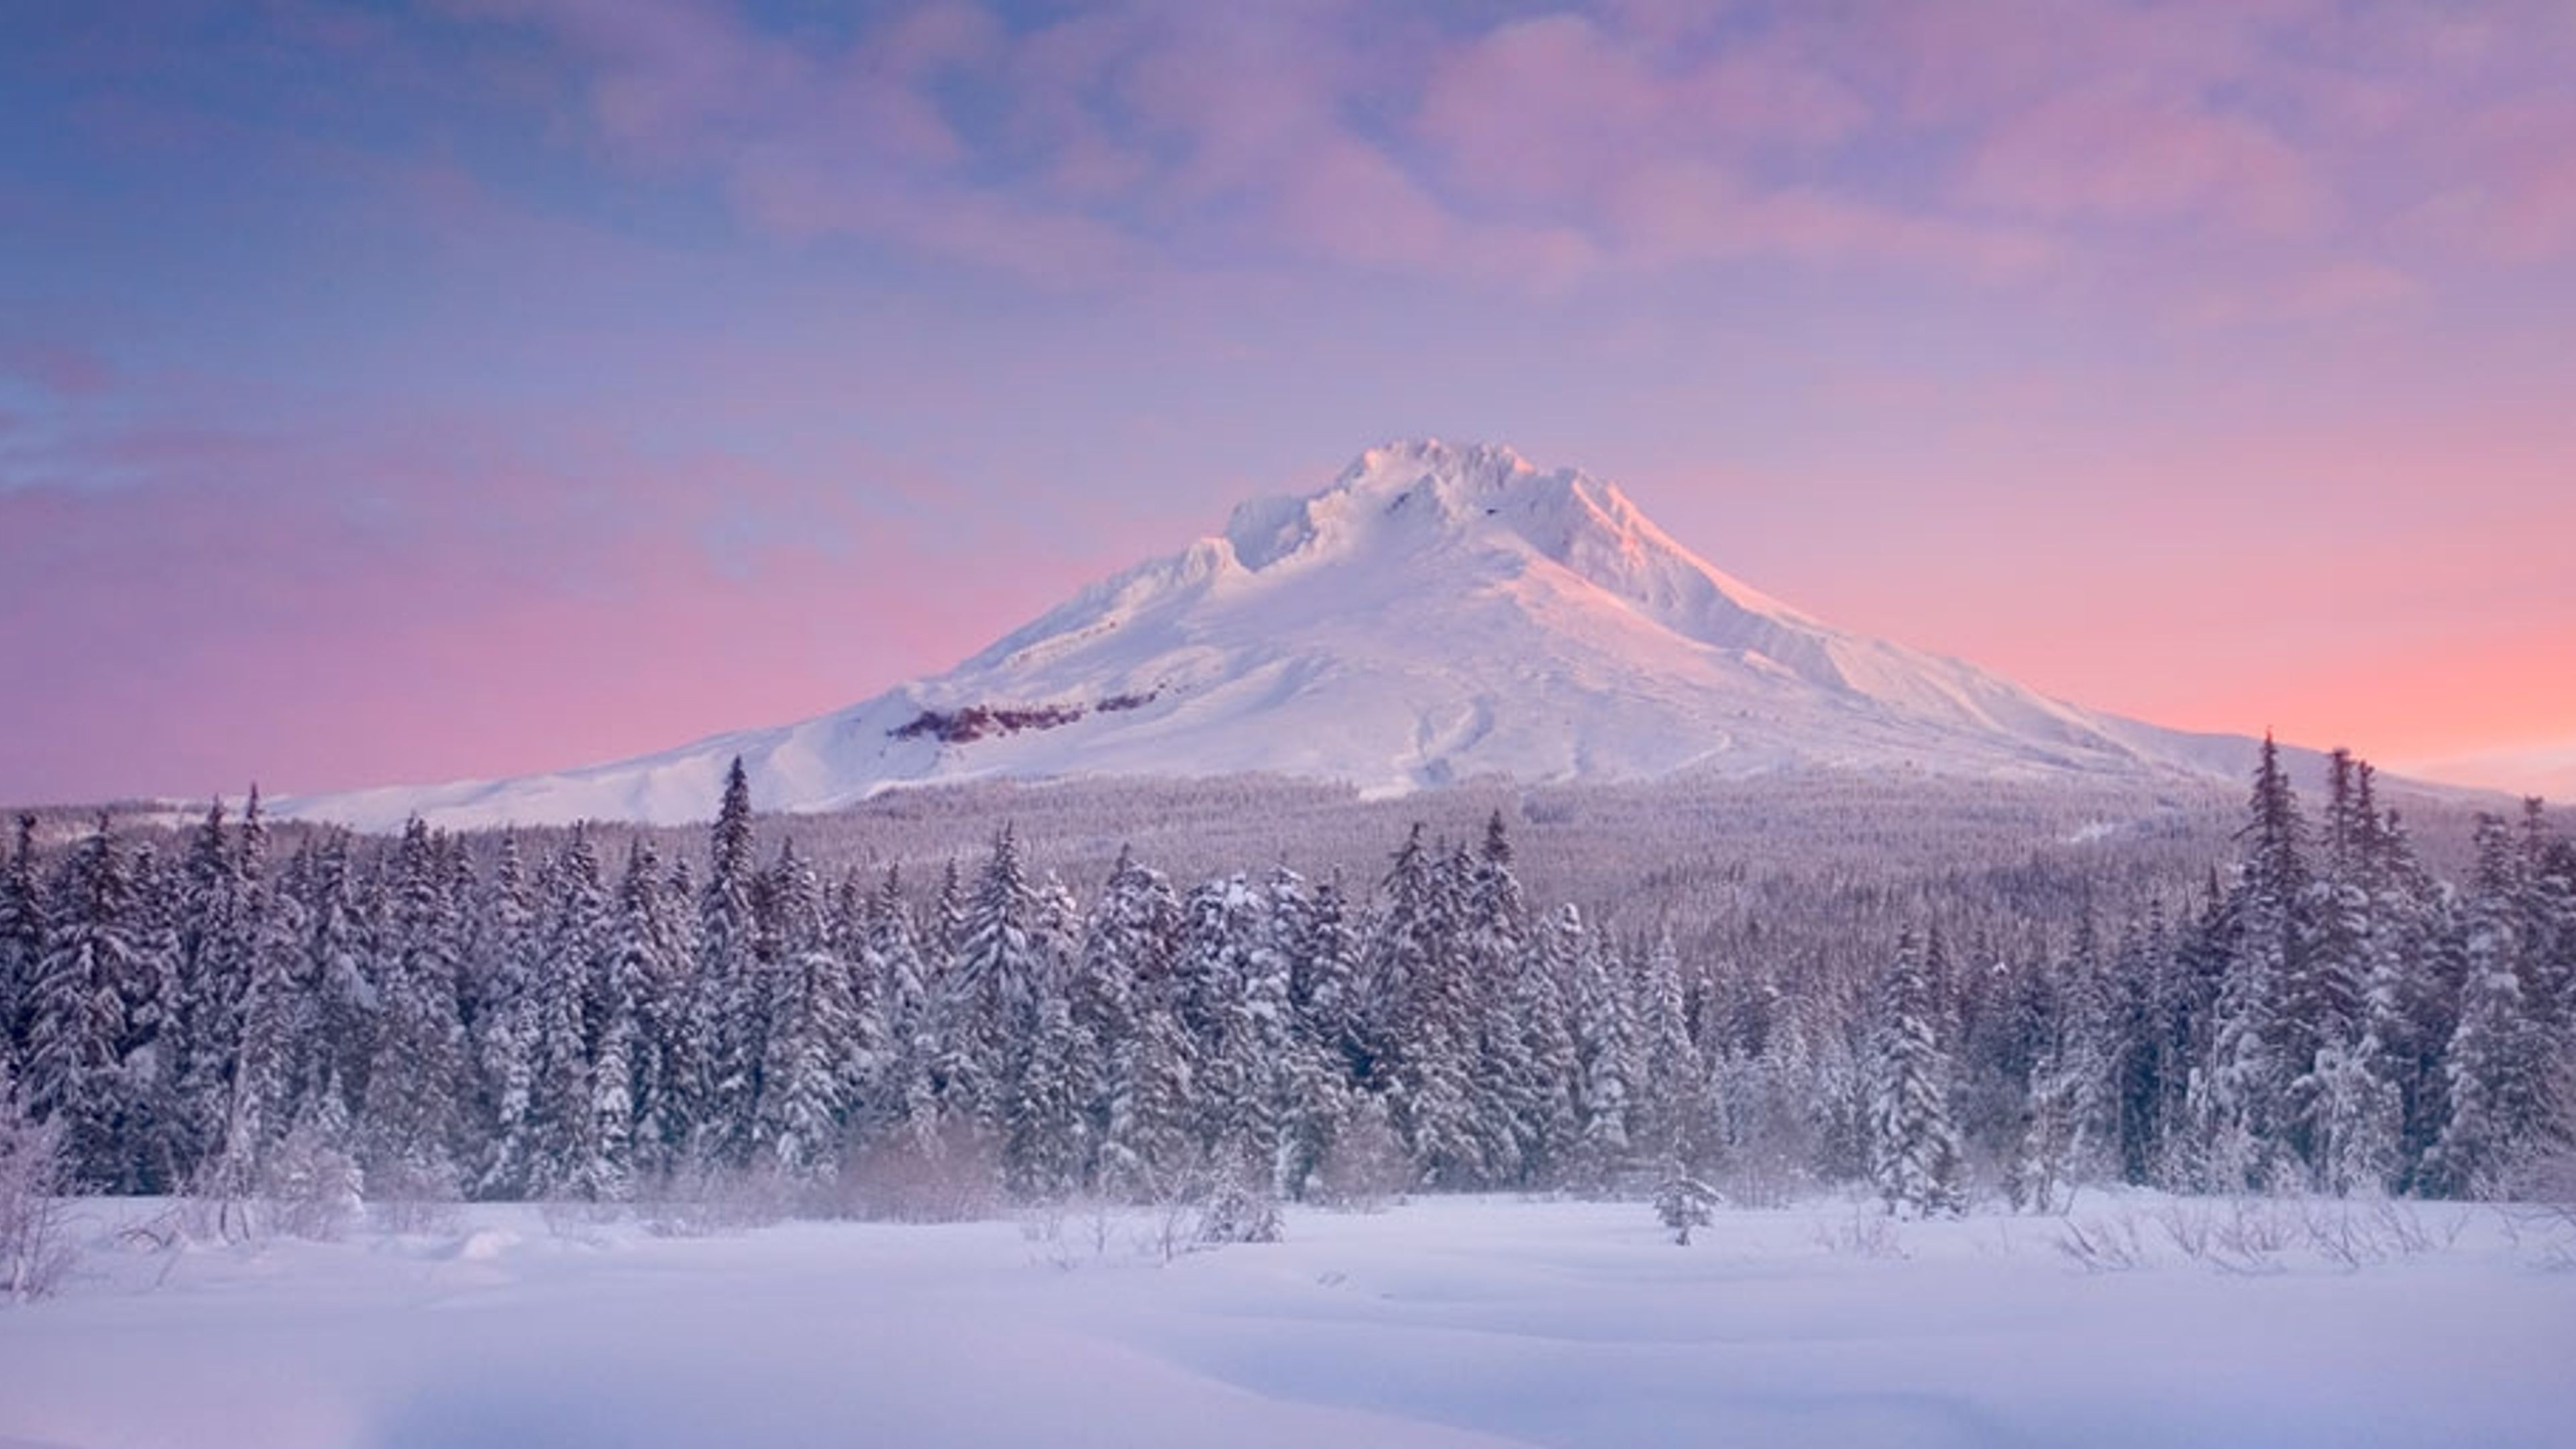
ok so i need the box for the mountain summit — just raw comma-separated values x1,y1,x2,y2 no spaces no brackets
289,441,2261,828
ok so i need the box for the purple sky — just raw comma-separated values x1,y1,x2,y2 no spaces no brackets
4,0,2573,805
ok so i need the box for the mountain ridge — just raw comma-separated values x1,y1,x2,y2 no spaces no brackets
282,440,2289,830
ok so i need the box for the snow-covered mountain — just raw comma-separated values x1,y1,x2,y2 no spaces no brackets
286,440,2273,830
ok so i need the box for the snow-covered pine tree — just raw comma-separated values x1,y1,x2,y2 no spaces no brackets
1087,851,1193,1197
828,866,891,1151
2426,816,2555,1197
1868,927,1965,1217
598,841,679,1191
2286,749,2372,1189
519,829,612,1197
1007,987,1087,1200
865,865,941,1153
209,841,309,1212
752,839,855,1179
696,757,764,1169
2206,733,2309,1191
166,798,246,1180
2514,800,2575,1039
296,833,376,1163
942,826,1039,1136
1510,900,1582,1188
930,857,967,973
1561,904,1638,1188
23,817,135,1187
468,829,539,1197
1652,1150,1719,1245
1262,867,1348,1199
1462,814,1538,1186
0,815,44,1080
2100,904,2174,1185
1364,826,1478,1187
1176,874,1279,1184
113,841,186,1191
361,817,472,1201
1634,929,1707,1166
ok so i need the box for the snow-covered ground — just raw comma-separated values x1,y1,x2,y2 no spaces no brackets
3,1193,2573,1448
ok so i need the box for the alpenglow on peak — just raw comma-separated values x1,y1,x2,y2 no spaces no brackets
282,440,2267,828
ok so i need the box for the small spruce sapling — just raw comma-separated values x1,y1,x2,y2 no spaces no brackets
1654,1152,1719,1246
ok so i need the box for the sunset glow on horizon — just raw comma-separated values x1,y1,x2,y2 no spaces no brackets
5,1,2573,806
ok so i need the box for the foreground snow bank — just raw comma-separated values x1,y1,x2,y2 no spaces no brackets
1,1194,2572,1448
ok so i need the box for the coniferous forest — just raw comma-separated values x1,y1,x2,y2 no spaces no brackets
4,742,2571,1225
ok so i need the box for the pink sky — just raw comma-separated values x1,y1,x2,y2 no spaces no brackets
2,1,2572,804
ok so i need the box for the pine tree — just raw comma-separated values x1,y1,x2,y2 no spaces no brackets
1177,874,1277,1183
362,818,471,1200
1462,814,1538,1185
2198,735,2309,1191
1007,989,1088,1199
469,830,540,1196
2427,816,2555,1197
166,798,245,1180
1562,905,1638,1187
1510,904,1582,1187
865,865,941,1153
0,815,45,1079
23,818,136,1187
1262,867,1347,1199
111,841,188,1191
1634,929,1707,1164
1365,826,1477,1186
210,843,308,1210
755,839,855,1179
1652,1150,1719,1245
1087,852,1193,1197
1868,928,1965,1217
942,826,1038,1135
600,841,678,1189
696,757,763,1169
297,833,376,1161
2286,749,2371,1189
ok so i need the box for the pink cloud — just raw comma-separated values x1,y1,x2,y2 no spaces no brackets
2414,97,2576,262
1413,13,1869,210
2175,258,2419,330
1962,82,2330,235
1604,160,2055,278
0,337,115,398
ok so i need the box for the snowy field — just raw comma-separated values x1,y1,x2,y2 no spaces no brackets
3,1194,2573,1449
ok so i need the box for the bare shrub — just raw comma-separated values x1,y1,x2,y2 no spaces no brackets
637,1164,795,1238
1309,1099,1408,1212
2055,1214,2151,1273
1709,1146,1809,1211
2154,1197,2297,1275
1144,1189,1208,1264
2208,1197,2292,1274
274,1128,367,1242
539,1197,630,1241
1,1071,76,1301
365,1159,465,1237
2489,1147,2576,1269
2298,1201,2382,1271
2365,1198,2461,1256
831,1123,1004,1224
1813,1199,1906,1259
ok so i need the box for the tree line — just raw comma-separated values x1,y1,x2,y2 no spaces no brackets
1,743,2569,1218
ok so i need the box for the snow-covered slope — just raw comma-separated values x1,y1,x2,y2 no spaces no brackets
286,441,2272,829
